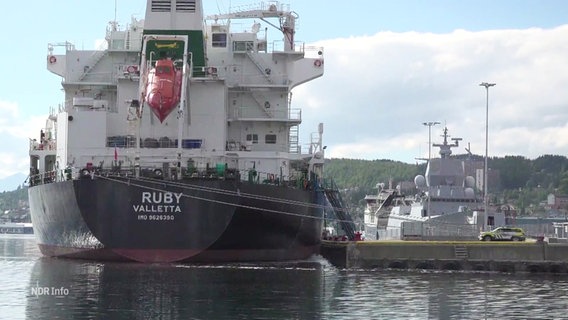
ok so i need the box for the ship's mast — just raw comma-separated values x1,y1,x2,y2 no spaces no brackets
432,127,462,159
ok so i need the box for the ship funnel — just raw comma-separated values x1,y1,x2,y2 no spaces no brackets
145,0,204,31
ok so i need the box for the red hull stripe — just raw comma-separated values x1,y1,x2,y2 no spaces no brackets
113,249,202,263
38,244,319,263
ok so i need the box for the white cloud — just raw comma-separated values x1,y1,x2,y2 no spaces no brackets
296,25,568,163
0,100,47,178
0,100,19,121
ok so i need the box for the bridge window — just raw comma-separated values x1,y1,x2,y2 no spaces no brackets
233,41,254,52
246,134,258,144
265,134,277,144
212,33,227,48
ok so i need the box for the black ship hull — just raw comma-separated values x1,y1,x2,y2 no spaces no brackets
28,177,324,263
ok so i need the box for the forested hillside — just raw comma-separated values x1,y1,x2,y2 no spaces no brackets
323,158,424,190
0,186,28,211
325,155,568,192
0,186,30,222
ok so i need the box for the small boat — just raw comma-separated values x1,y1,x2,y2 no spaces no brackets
145,58,183,122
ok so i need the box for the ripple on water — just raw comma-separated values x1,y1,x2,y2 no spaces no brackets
3,237,568,319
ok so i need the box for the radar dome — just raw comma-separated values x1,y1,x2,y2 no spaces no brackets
464,187,475,198
465,176,475,188
414,175,426,187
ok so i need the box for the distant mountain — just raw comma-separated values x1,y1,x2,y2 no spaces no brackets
0,173,27,192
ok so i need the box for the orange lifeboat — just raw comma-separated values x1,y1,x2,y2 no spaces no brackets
145,58,182,122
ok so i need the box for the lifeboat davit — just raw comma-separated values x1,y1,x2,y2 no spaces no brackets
145,58,182,122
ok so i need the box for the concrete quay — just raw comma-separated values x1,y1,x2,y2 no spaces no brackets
320,240,568,273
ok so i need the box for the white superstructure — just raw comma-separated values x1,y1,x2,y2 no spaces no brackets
31,1,326,185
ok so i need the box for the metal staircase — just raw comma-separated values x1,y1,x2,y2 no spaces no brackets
251,91,273,117
454,245,468,259
324,181,356,241
79,51,108,81
289,125,299,153
125,29,132,50
246,52,273,83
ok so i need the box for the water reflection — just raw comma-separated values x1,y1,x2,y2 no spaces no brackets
320,269,568,320
0,234,39,258
9,233,568,320
26,258,332,319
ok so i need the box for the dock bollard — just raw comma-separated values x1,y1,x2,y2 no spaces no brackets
354,232,362,241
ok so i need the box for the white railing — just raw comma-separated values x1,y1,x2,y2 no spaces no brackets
233,106,301,121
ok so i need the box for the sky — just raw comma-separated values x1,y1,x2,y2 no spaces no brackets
1,0,568,180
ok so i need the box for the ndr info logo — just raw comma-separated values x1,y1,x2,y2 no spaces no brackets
30,282,70,296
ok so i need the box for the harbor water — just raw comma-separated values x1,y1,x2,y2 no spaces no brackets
1,234,568,319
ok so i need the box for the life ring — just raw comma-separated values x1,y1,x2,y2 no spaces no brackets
49,56,57,64
314,59,322,67
81,169,90,176
207,67,217,75
126,65,137,73
153,169,163,177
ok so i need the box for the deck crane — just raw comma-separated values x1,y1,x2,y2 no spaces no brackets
205,2,299,51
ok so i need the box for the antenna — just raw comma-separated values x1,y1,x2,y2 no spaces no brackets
114,0,118,22
465,142,472,156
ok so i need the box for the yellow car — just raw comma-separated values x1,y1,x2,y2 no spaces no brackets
479,227,526,241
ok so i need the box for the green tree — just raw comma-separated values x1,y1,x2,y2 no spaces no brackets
558,171,568,196
491,156,532,189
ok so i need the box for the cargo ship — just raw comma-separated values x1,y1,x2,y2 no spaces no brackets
28,0,327,263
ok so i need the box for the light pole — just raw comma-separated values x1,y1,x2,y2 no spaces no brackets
479,82,495,231
422,121,440,219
